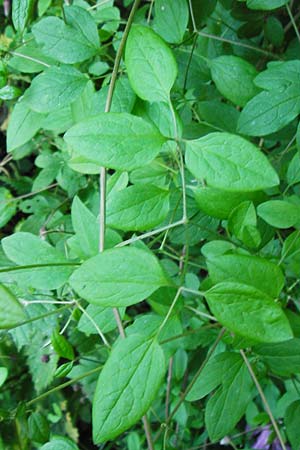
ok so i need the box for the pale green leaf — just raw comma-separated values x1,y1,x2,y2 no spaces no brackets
12,0,34,32
125,25,177,102
0,367,8,387
205,282,293,343
153,0,189,43
207,254,284,298
23,65,88,113
106,184,170,231
257,200,300,228
0,188,16,228
7,100,45,151
185,132,279,191
64,112,166,173
228,201,261,248
71,196,99,258
93,335,165,443
210,55,259,107
40,437,79,450
70,247,170,307
0,283,26,329
78,305,126,335
32,5,100,64
247,0,289,10
1,232,74,290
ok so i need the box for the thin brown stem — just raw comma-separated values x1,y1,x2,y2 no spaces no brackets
239,349,287,450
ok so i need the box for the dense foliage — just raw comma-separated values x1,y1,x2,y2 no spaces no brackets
1,0,300,449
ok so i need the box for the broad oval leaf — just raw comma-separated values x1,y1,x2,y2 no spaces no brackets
32,5,100,64
205,282,293,343
69,247,170,307
125,25,177,102
64,113,166,173
254,339,300,376
93,334,165,443
210,55,259,107
257,200,300,228
185,132,279,191
0,283,26,329
2,232,74,290
23,65,88,113
106,184,170,231
207,254,285,298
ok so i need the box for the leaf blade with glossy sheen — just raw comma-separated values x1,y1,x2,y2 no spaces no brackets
185,132,279,191
106,184,170,231
257,200,300,228
64,113,166,173
69,247,170,307
0,283,26,329
205,282,293,343
93,334,165,443
125,25,177,102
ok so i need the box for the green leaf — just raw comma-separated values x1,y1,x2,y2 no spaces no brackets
153,0,189,44
71,196,99,258
257,200,300,228
205,282,293,343
0,188,16,228
238,62,300,136
205,356,253,442
228,201,261,248
285,400,300,450
70,247,170,307
28,412,49,444
185,132,279,191
125,25,177,102
0,283,26,329
93,334,165,443
23,65,88,113
12,0,34,32
187,352,241,401
7,100,44,151
32,5,100,64
207,254,284,298
0,367,8,387
247,0,289,10
78,305,126,335
51,329,74,361
106,184,170,231
194,187,264,219
64,113,166,173
210,55,259,107
2,232,74,290
287,153,300,186
254,339,300,376
40,437,79,450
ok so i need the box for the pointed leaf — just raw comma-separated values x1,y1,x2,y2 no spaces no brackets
0,283,26,329
93,335,165,443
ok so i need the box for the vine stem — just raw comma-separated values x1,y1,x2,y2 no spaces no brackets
97,1,154,448
239,350,287,450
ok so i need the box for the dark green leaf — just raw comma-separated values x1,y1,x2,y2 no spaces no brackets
254,339,300,375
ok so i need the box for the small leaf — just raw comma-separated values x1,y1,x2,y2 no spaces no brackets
247,0,289,10
207,254,284,298
125,25,177,102
51,329,74,361
185,132,279,191
93,334,165,443
12,0,34,32
0,284,26,329
0,188,16,228
71,196,99,258
23,65,88,113
64,113,166,173
205,282,293,343
210,55,259,107
70,247,170,307
40,437,79,450
254,339,300,375
7,100,44,151
257,200,300,228
106,184,170,231
28,412,50,444
228,201,261,248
